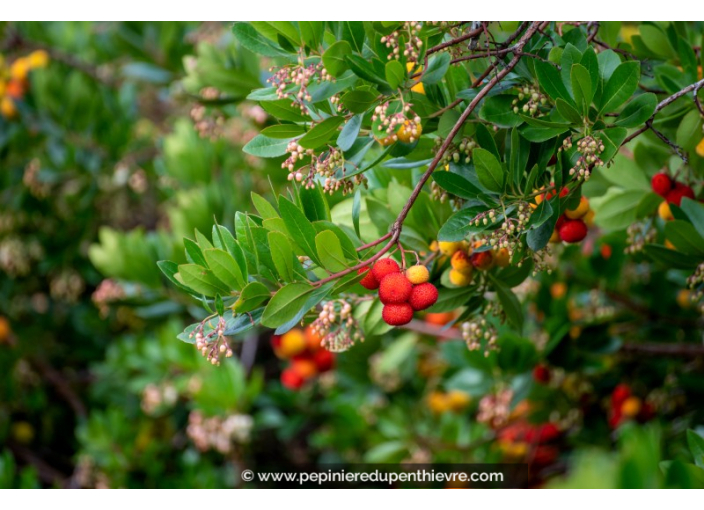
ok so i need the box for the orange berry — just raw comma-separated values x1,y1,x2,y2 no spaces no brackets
279,329,307,358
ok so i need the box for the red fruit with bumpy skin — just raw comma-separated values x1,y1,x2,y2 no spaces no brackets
281,368,304,390
313,349,335,372
382,303,414,326
408,283,439,311
371,258,401,282
666,182,695,206
379,272,413,304
533,364,551,384
611,384,631,408
558,218,588,243
651,173,673,197
470,250,494,271
357,267,380,290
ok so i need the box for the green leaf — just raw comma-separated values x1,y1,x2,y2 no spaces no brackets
643,245,701,270
479,95,523,128
178,264,230,297
346,54,389,88
215,294,225,316
534,60,574,105
676,109,703,151
234,282,271,313
341,21,365,52
300,185,330,222
687,430,704,469
571,64,593,116
232,22,288,57
664,221,704,256
555,98,583,124
261,282,316,328
600,61,640,114
268,231,294,282
473,148,504,192
251,192,279,220
680,198,704,240
427,287,477,313
352,189,361,238
274,283,333,334
279,197,321,265
203,249,246,291
338,114,362,151
599,127,628,163
315,230,348,272
422,52,451,85
385,60,405,89
432,171,482,200
437,207,485,241
322,40,353,78
489,274,524,333
299,21,323,49
243,134,292,158
157,260,198,295
340,90,378,114
639,24,676,58
298,116,345,149
184,238,207,267
614,93,657,128
260,99,309,122
260,124,306,139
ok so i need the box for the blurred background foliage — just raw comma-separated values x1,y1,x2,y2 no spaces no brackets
0,21,703,489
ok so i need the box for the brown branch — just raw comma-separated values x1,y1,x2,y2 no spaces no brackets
426,25,486,56
313,22,543,288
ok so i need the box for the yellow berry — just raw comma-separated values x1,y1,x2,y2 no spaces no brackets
397,120,422,143
696,137,704,158
438,241,463,256
549,229,561,243
449,268,473,287
658,201,674,221
279,329,307,358
406,62,426,94
446,390,471,411
450,250,472,272
676,289,692,309
494,248,510,268
583,209,596,227
1,97,17,119
406,265,430,284
10,57,30,81
621,396,642,418
28,50,49,69
565,196,590,219
427,391,450,413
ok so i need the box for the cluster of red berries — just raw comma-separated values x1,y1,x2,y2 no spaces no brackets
497,420,562,466
271,326,335,391
358,258,438,326
608,383,655,429
536,187,594,244
652,172,696,221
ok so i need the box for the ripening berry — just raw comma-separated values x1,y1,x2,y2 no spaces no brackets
438,241,464,256
305,325,323,351
494,248,510,268
621,396,642,418
379,272,413,304
6,79,25,99
697,137,704,158
313,349,335,372
533,364,551,384
0,317,10,343
406,264,430,284
611,384,631,408
525,423,560,443
427,391,450,413
358,266,380,290
9,57,30,81
397,120,422,143
371,258,401,282
651,172,673,197
408,282,439,311
279,329,307,358
281,367,304,390
665,182,695,206
449,268,473,287
549,229,561,243
27,50,49,69
658,201,674,221
424,311,456,326
470,250,495,271
565,196,590,219
446,390,471,411
1,97,17,119
450,250,472,272
406,62,426,94
558,219,588,243
382,302,414,326
583,209,595,227
291,358,318,380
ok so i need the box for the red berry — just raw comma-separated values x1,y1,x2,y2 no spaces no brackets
357,267,380,290
555,214,567,231
651,172,673,197
525,423,560,443
559,186,570,198
533,364,551,384
470,250,494,271
408,283,439,311
371,258,401,282
611,384,631,408
313,349,335,372
382,303,414,326
558,218,588,243
666,182,695,206
281,367,304,390
378,272,413,304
